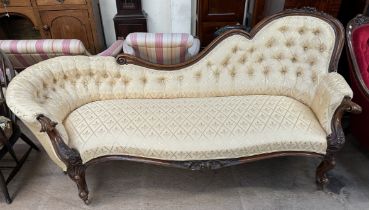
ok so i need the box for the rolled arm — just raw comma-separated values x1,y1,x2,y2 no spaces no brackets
97,40,124,57
311,72,360,135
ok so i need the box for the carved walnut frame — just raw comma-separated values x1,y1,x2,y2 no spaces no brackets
36,8,361,205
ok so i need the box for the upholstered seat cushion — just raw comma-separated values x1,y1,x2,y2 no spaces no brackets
64,95,327,163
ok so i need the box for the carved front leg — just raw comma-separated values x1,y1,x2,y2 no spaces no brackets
316,154,336,187
37,115,89,204
316,97,361,188
67,164,89,205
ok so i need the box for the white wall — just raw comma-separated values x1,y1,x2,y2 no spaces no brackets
142,0,171,33
170,0,192,34
99,0,117,46
99,0,193,46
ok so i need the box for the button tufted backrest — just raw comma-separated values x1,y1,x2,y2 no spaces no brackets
6,15,342,127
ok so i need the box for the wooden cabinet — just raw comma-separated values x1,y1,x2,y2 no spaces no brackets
197,0,247,47
113,0,147,39
284,0,341,16
36,0,86,5
251,0,342,27
0,0,31,7
40,10,95,52
0,0,104,54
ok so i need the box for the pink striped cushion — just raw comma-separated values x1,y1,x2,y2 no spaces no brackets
125,33,194,65
98,39,124,56
0,39,88,69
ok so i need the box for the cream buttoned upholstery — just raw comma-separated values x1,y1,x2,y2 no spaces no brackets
6,16,352,170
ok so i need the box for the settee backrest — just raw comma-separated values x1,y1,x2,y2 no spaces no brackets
6,9,344,127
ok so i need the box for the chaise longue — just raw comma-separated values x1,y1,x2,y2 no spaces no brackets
5,8,361,204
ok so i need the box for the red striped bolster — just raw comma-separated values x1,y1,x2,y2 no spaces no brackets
179,34,188,63
98,40,123,56
131,33,138,56
35,40,49,60
10,41,29,67
62,40,71,55
155,33,164,64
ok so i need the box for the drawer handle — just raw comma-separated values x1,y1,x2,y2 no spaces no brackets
43,25,50,31
56,0,65,3
1,0,9,6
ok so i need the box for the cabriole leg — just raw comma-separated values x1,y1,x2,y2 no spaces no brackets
316,154,336,188
67,165,89,205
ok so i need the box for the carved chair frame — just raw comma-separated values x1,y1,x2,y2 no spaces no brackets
36,8,361,204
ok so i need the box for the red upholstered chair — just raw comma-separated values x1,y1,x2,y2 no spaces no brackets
347,15,369,149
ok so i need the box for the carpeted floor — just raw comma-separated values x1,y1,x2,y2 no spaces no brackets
1,134,369,210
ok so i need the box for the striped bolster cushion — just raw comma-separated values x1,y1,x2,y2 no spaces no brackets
0,39,88,69
98,39,124,56
126,33,194,65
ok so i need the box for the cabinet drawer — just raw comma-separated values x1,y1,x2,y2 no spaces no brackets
0,0,31,7
36,0,86,6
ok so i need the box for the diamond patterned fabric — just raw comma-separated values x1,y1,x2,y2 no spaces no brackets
64,95,327,163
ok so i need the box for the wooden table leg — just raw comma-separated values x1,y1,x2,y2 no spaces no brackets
0,170,11,204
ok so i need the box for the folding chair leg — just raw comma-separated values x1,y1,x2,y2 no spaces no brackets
0,170,11,204
20,133,40,152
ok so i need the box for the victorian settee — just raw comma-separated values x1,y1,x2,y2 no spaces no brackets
5,8,361,204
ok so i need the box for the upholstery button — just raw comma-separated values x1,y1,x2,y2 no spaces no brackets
296,71,302,77
319,44,326,53
140,76,147,85
263,67,270,75
273,53,283,61
53,78,57,83
248,68,254,76
308,57,317,66
157,77,166,84
195,72,202,80
222,57,230,67
312,74,317,83
89,72,94,77
83,80,88,87
313,28,321,35
177,75,184,81
76,73,80,79
232,46,238,53
213,70,220,78
229,68,236,77
104,74,108,78
248,47,255,54
298,27,306,35
123,78,131,86
256,55,264,63
266,38,275,48
63,75,68,80
302,43,309,51
239,55,247,64
115,73,121,78
291,55,298,63
279,26,288,33
285,39,294,47
207,61,212,68
280,66,288,75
